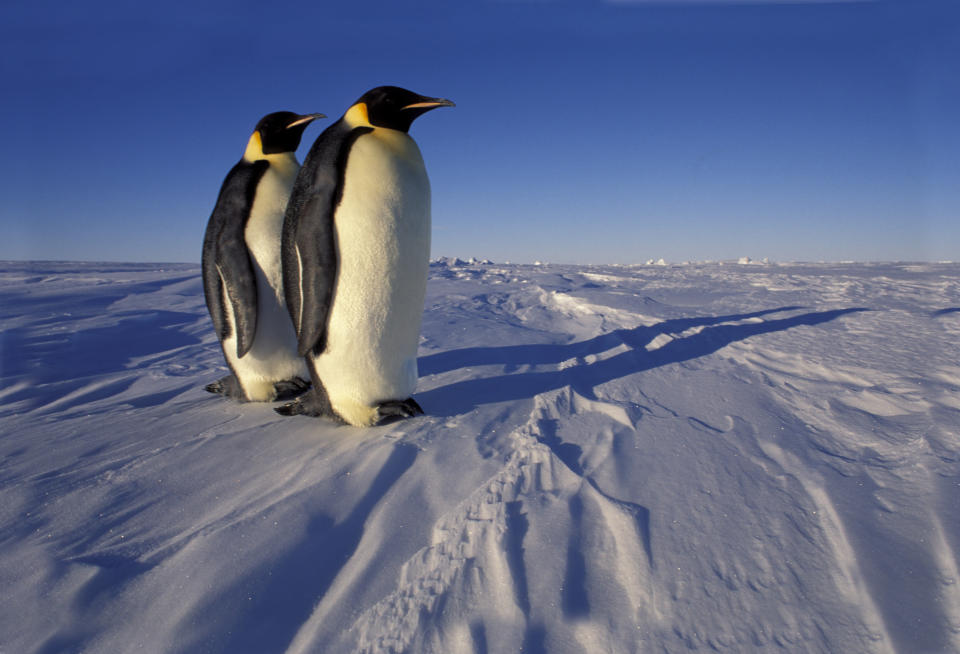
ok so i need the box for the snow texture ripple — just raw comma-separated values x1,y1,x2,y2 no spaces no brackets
1,260,958,653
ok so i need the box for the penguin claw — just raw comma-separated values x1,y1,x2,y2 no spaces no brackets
275,399,305,416
274,387,341,421
375,398,425,424
204,374,246,400
273,376,311,401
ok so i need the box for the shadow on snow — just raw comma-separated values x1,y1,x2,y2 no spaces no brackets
416,306,868,416
0,310,201,382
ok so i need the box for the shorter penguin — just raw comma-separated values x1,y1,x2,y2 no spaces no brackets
278,86,453,426
202,111,325,402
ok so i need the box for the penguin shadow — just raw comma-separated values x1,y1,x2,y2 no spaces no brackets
932,307,960,317
416,306,869,417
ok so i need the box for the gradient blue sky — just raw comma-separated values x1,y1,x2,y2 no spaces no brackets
2,0,957,264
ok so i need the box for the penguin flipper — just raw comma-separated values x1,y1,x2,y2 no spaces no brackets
283,122,372,357
201,160,269,358
287,194,338,357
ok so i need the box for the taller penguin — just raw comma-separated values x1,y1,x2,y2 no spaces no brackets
278,86,454,426
202,111,324,402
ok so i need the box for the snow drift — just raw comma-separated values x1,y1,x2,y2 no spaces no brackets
1,260,958,653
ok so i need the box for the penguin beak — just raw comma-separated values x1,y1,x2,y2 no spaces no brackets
402,98,456,111
286,113,326,129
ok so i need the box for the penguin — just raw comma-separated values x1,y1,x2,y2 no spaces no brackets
277,86,454,426
202,110,325,402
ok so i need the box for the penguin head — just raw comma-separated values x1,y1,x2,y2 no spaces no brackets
253,111,325,155
347,86,454,133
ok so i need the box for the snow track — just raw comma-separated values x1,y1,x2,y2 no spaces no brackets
1,260,958,653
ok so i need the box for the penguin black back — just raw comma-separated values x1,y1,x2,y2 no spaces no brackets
281,119,365,357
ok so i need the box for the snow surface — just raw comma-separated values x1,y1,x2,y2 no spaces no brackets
2,260,959,654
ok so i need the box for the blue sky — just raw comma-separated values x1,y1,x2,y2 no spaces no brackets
2,0,957,263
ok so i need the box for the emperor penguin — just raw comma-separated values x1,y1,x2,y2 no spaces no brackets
202,111,325,402
277,86,454,426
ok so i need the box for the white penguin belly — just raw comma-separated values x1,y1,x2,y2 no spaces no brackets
312,130,431,425
224,156,307,400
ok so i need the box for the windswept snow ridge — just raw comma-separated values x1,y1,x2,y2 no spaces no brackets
1,260,958,653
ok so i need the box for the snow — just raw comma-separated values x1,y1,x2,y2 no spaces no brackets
2,259,959,653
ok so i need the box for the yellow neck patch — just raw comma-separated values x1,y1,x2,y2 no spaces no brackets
243,130,264,161
344,102,371,127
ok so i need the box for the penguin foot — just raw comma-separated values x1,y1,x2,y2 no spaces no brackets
205,374,246,400
275,386,341,421
274,400,304,416
273,376,311,401
375,398,424,424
